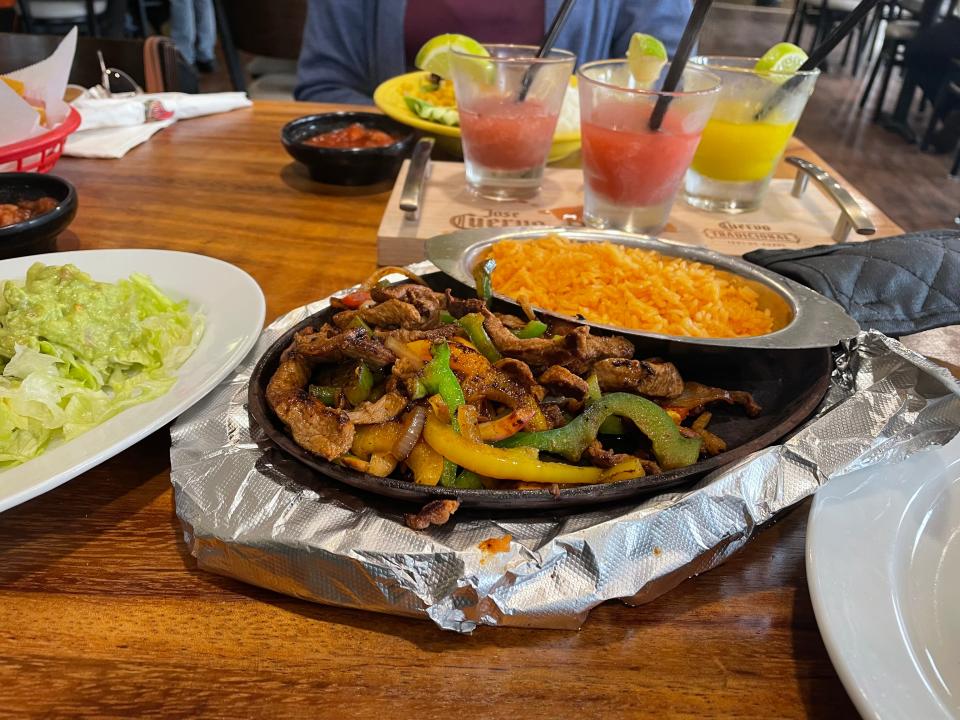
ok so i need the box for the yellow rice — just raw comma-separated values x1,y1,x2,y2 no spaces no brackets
489,235,775,338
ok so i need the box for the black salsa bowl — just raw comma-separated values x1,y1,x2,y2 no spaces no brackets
281,111,417,186
247,271,832,511
0,173,77,258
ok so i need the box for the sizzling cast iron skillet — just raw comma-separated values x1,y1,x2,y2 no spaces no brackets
248,273,832,510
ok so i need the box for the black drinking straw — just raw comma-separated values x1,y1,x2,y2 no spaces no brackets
648,0,715,131
517,0,578,102
754,0,883,120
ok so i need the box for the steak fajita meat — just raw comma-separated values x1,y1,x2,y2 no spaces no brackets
374,325,463,344
295,326,395,367
562,326,635,372
444,290,485,319
404,499,460,530
583,440,634,468
265,352,354,460
354,298,424,329
347,391,406,424
494,358,545,401
480,307,573,368
664,381,762,418
538,365,590,400
593,358,684,399
372,284,444,328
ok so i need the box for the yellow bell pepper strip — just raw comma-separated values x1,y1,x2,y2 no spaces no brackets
309,384,339,405
423,413,602,484
599,457,646,483
421,341,465,431
368,452,398,477
457,313,502,363
498,392,702,471
477,406,536,442
512,320,548,339
344,361,374,407
351,421,403,459
473,257,495,305
406,439,444,485
405,339,434,362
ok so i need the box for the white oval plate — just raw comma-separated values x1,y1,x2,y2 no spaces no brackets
0,249,265,513
807,438,960,720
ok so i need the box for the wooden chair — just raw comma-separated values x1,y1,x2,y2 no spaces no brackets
784,0,877,74
212,0,306,95
0,31,196,92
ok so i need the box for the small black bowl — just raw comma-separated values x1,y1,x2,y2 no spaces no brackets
0,173,77,258
281,112,416,186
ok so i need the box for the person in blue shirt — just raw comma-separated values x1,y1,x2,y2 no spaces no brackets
295,0,693,104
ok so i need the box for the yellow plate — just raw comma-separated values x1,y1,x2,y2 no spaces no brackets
373,71,581,163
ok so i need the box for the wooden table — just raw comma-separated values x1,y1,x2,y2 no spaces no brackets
0,100,902,718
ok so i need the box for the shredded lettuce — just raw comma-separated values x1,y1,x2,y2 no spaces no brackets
0,263,203,467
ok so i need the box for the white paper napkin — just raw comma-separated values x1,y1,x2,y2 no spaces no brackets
0,27,76,146
64,91,252,159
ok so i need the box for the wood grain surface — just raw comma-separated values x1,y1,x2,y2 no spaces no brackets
0,100,899,719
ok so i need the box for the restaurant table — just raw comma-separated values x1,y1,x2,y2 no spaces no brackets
0,100,904,719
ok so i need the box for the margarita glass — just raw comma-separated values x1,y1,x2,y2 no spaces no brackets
577,59,721,234
684,56,820,212
450,44,575,201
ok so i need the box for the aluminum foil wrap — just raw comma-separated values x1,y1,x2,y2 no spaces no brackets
170,271,960,633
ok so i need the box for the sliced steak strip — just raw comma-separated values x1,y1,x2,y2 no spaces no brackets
374,325,463,344
538,365,590,400
663,381,762,418
444,289,485,319
594,358,684,399
347,391,407,424
494,358,545,401
372,284,444,328
295,326,395,367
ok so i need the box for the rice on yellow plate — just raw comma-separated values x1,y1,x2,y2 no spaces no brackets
489,235,777,339
373,71,581,162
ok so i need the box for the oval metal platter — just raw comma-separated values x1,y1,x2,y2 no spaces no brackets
248,270,833,511
426,226,860,350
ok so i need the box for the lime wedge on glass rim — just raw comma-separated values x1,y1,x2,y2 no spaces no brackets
754,42,808,75
627,33,667,86
414,33,490,80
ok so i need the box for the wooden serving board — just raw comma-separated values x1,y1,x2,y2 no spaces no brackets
377,160,856,266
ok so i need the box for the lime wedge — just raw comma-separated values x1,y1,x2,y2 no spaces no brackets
627,33,667,85
754,42,808,75
414,33,489,80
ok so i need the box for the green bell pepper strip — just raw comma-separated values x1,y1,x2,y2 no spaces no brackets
513,320,548,339
421,341,465,431
598,416,626,435
309,385,339,405
344,361,374,407
440,310,457,325
439,460,460,487
348,315,372,333
452,469,485,489
585,373,601,404
498,392,701,470
473,258,495,305
457,313,502,363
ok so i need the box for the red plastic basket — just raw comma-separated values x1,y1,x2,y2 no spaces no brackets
0,107,82,173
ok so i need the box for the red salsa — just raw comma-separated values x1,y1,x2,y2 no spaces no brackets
0,197,58,228
303,123,397,149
